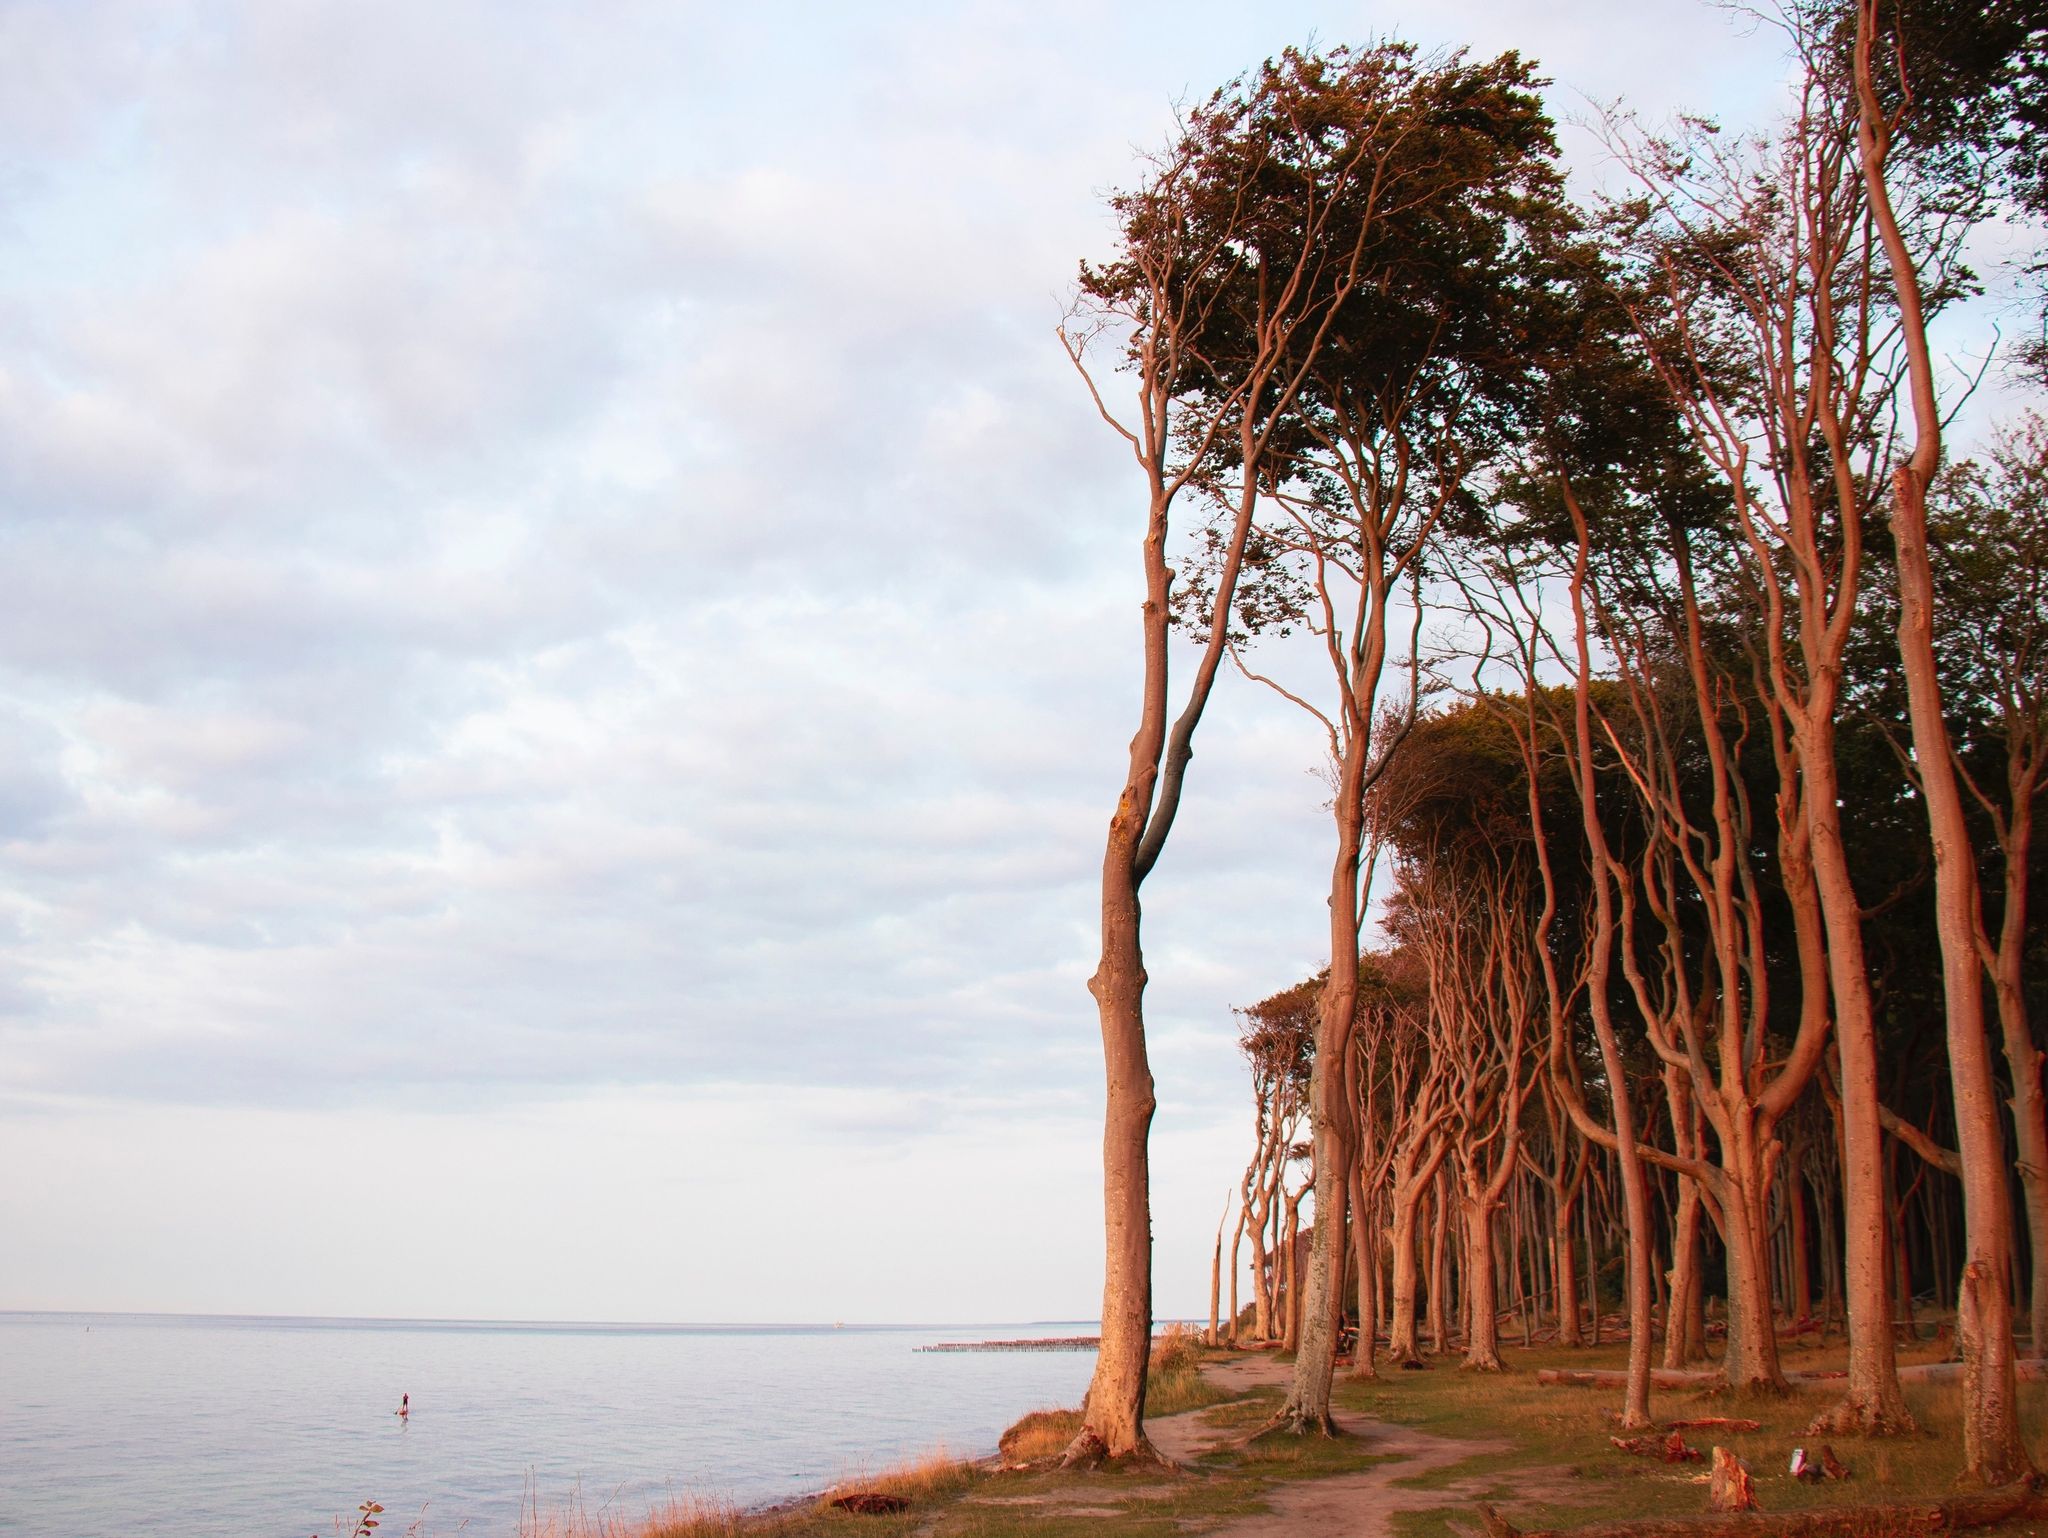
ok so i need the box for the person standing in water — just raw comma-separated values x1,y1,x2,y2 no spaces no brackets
398,1393,409,1418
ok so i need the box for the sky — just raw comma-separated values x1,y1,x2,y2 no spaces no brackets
0,0,2011,1325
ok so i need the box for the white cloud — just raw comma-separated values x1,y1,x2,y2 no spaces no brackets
0,0,1868,1321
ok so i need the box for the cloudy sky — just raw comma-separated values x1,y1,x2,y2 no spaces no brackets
0,0,1924,1323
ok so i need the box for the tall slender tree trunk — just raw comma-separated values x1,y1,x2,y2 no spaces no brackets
1388,1195,1427,1365
1817,1170,1843,1337
1884,466,2032,1480
1720,1170,1786,1393
1664,1179,1706,1370
1788,1139,1814,1325
1803,742,1917,1437
1989,805,2048,1357
1209,1193,1231,1347
1992,818,2048,1357
1353,1169,1379,1378
1279,765,1368,1432
1079,870,1157,1462
1279,1177,1309,1356
1248,1222,1272,1344
1428,1175,1452,1356
1228,1197,1246,1348
1552,530,1657,1427
1847,7,2025,1469
1556,1192,1583,1347
1463,1197,1504,1370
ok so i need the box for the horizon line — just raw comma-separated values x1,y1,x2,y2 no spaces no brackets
0,1307,1124,1331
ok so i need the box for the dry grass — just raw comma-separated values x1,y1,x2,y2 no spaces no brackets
998,1409,1085,1465
1147,1323,1233,1418
637,1496,748,1538
516,1446,981,1538
518,1480,745,1538
821,1446,981,1505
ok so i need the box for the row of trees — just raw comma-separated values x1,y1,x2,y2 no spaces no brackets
1063,0,2047,1484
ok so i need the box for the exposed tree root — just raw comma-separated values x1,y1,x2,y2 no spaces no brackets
1057,1428,1170,1471
1251,1405,1342,1440
1478,1478,2047,1538
1806,1391,1919,1438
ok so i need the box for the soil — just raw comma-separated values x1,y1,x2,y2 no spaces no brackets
1142,1352,1574,1538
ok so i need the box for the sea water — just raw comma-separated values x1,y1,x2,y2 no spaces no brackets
0,1313,1099,1538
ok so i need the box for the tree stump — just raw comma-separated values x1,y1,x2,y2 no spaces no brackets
1708,1446,1758,1512
1662,1432,1704,1464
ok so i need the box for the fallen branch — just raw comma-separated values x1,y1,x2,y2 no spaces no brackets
1665,1418,1762,1433
1610,1432,1703,1463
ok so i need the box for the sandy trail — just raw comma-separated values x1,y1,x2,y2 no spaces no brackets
1145,1352,1551,1538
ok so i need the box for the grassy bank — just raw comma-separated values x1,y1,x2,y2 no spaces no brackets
509,1327,2048,1538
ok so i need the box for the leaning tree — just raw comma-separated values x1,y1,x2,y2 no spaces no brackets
1062,46,1416,1462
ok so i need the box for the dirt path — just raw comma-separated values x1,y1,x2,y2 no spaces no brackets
1146,1352,1561,1538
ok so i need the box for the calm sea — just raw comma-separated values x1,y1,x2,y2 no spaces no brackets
0,1313,1099,1538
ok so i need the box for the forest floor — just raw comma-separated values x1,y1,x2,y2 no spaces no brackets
546,1331,2048,1538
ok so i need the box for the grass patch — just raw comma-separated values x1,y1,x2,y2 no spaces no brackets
1351,1337,2048,1538
1227,1435,1400,1481
1190,1391,1285,1432
1146,1324,1236,1418
997,1409,1083,1465
519,1486,745,1538
822,1446,982,1505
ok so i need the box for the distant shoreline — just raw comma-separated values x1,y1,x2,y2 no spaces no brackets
916,1336,1100,1353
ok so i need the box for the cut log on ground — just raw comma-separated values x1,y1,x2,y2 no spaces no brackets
1477,1479,2048,1538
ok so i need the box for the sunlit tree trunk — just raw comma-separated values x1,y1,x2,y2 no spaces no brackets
1387,1156,1441,1365
1279,749,1369,1431
1352,1166,1379,1378
1208,1192,1231,1347
1064,52,1401,1461
1851,0,2033,1480
1428,1172,1452,1356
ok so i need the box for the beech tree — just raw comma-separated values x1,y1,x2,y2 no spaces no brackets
1850,0,2034,1480
1604,52,1929,1430
1182,42,1575,1435
1927,423,2048,1360
1197,7,2047,1477
1063,46,1405,1463
1232,979,1315,1345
